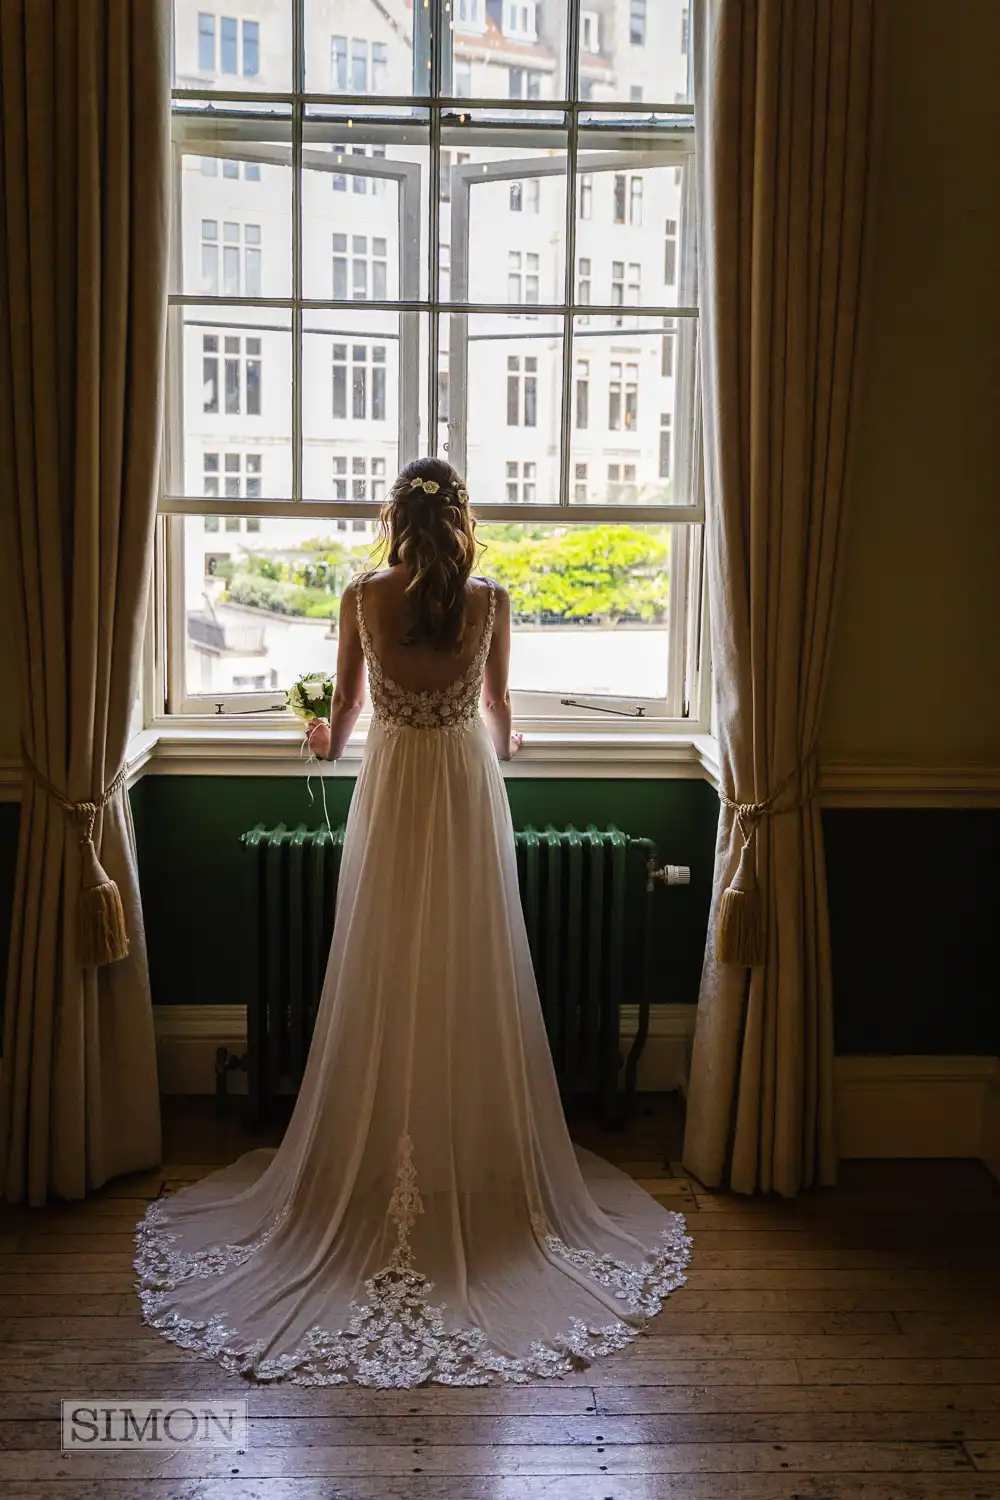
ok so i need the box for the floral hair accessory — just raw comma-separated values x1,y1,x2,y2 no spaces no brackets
457,488,469,504
409,477,440,494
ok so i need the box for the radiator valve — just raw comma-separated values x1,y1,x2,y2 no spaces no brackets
646,859,691,892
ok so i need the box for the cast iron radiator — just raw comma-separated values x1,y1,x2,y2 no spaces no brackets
238,822,673,1126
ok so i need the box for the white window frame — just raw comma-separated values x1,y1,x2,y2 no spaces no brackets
156,3,707,738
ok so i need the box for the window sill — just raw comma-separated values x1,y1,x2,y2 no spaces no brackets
127,722,721,784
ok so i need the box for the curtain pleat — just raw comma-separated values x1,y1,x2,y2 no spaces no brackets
0,0,171,1204
683,0,884,1197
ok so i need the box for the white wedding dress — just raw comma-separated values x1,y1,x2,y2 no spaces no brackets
135,576,690,1387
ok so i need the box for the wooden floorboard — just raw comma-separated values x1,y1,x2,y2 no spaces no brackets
1,1096,999,1498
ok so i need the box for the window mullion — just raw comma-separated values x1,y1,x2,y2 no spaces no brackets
290,0,303,506
557,0,582,511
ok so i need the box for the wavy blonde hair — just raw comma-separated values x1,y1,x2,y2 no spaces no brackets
376,458,479,653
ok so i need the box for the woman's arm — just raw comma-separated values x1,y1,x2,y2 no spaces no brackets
481,585,522,761
304,581,367,761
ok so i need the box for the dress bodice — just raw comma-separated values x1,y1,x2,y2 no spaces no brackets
356,573,497,732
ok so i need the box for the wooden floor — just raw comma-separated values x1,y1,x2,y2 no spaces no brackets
1,1095,999,1499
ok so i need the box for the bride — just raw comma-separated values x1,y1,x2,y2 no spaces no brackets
135,458,690,1387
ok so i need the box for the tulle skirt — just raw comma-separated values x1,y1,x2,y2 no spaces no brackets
135,719,690,1386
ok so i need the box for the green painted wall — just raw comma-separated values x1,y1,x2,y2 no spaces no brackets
823,808,1000,1057
131,774,720,1012
2,790,997,1059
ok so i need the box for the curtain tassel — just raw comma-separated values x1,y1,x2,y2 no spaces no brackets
21,742,132,968
78,826,130,967
716,837,763,967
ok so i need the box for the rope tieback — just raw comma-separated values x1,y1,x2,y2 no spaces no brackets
21,743,131,968
715,752,818,968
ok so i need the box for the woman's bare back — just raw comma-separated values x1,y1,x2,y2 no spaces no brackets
356,568,496,695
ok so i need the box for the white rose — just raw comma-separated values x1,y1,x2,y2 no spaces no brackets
304,680,326,701
422,480,440,494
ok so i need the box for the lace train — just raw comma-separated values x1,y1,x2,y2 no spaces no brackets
135,1134,692,1389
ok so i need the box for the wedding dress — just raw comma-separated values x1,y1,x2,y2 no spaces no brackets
135,575,690,1387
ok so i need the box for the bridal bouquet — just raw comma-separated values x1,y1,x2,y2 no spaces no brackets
286,671,335,724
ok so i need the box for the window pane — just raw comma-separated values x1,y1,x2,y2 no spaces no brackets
175,306,291,498
181,515,378,700
575,142,694,310
568,313,698,508
301,310,428,501
439,124,568,305
577,0,689,103
305,0,424,95
445,313,560,502
175,121,292,298
480,523,671,699
300,122,429,301
174,2,290,90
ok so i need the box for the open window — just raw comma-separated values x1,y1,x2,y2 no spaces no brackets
159,0,703,729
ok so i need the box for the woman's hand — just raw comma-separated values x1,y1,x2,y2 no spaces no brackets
306,717,332,761
507,732,524,760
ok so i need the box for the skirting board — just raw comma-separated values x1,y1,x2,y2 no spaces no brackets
152,1003,695,1098
152,1007,1000,1175
834,1055,1000,1166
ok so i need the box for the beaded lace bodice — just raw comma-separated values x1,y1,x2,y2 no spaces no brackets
356,573,497,732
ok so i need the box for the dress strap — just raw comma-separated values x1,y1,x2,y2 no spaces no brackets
354,570,375,656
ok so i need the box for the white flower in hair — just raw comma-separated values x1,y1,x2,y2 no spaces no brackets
457,488,469,504
409,476,440,494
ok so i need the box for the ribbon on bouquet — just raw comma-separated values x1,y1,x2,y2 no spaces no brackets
300,736,334,837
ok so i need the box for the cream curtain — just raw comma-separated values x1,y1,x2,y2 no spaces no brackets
0,1,170,1204
683,0,882,1196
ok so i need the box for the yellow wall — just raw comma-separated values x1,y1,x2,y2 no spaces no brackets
821,0,1000,765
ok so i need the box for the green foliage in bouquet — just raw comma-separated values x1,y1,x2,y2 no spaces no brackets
285,671,336,723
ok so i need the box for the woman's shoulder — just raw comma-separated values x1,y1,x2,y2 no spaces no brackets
470,574,508,602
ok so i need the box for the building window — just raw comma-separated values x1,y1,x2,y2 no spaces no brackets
506,460,537,502
681,5,690,55
506,356,538,427
611,261,624,311
202,156,260,181
659,413,673,479
202,221,261,297
613,175,626,224
607,461,637,501
454,58,472,96
581,12,600,53
630,85,643,102
664,218,678,286
333,234,388,300
629,177,643,226
204,451,262,498
332,344,388,420
198,13,215,71
630,0,647,46
661,316,676,377
332,36,386,92
579,174,593,220
438,368,450,422
509,178,541,214
198,14,259,77
504,2,537,41
627,262,641,305
509,68,542,100
576,256,591,324
609,362,638,431
508,251,540,307
439,149,470,203
575,361,589,429
573,462,588,503
202,333,261,416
